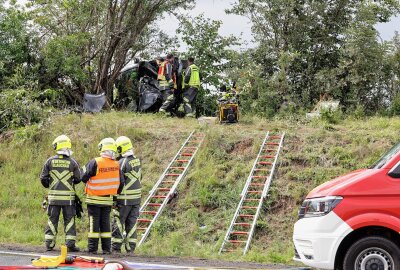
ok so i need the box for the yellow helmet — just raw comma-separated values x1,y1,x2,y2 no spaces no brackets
52,135,72,151
98,138,117,153
116,136,133,155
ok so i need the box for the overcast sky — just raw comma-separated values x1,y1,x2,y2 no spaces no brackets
13,0,400,45
160,0,400,48
160,0,253,48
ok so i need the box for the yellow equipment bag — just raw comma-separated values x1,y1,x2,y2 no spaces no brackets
219,103,239,124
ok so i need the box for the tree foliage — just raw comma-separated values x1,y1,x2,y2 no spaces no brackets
228,0,400,115
1,0,400,119
177,14,240,116
178,14,239,88
0,1,31,86
30,0,194,100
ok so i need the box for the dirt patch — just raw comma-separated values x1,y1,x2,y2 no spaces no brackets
0,130,14,144
230,138,254,155
267,195,296,215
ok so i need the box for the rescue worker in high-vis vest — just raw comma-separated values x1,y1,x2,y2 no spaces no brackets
183,57,201,117
81,138,125,254
158,54,176,114
112,136,142,253
40,135,81,252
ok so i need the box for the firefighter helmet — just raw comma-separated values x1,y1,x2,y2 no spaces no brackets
116,136,133,155
52,135,72,151
98,138,117,153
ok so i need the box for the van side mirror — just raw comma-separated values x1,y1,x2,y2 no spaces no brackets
388,161,400,178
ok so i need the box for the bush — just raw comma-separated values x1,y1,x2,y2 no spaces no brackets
320,108,342,124
196,88,218,117
33,88,66,108
390,93,400,116
350,104,366,119
0,89,47,132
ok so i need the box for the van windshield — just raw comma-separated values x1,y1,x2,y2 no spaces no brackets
370,142,400,169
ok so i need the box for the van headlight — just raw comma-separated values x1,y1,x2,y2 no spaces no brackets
298,196,343,219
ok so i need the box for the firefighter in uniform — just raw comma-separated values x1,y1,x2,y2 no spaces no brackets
158,54,176,114
40,135,81,252
172,55,184,113
112,136,142,253
183,57,200,117
81,138,124,254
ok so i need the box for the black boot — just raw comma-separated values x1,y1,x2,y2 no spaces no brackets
112,248,121,253
88,237,99,254
45,241,54,251
67,245,80,252
126,243,136,253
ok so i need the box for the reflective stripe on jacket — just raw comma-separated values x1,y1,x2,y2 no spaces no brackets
40,155,81,206
85,157,120,196
86,194,114,206
117,155,142,205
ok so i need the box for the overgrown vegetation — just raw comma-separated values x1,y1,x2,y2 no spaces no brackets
1,1,399,120
1,0,400,264
1,112,399,264
0,90,48,132
227,0,400,116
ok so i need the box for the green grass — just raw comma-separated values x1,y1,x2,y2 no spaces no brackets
1,111,400,264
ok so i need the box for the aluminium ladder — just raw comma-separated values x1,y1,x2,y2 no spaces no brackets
137,131,205,246
219,132,285,255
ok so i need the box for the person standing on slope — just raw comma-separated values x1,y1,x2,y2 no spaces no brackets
81,138,125,254
112,136,142,253
183,57,201,118
158,54,176,115
40,135,81,252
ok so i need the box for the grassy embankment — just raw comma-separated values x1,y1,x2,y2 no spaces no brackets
0,112,399,264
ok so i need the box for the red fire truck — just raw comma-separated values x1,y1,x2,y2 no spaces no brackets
293,143,400,270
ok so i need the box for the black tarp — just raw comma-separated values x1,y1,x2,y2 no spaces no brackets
115,60,160,112
136,60,162,112
115,59,188,113
138,76,162,112
83,93,106,113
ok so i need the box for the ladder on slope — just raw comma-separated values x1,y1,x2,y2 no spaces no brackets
219,132,285,255
137,131,205,247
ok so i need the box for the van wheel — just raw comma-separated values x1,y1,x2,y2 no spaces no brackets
343,236,400,270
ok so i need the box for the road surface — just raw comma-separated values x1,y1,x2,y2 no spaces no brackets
0,245,308,269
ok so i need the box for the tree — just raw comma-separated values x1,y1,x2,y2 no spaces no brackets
178,14,240,89
334,1,400,113
392,32,400,98
228,0,400,113
177,14,240,115
31,0,194,101
0,1,31,87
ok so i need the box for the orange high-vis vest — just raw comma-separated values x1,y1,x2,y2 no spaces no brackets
158,62,166,81
85,157,120,196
